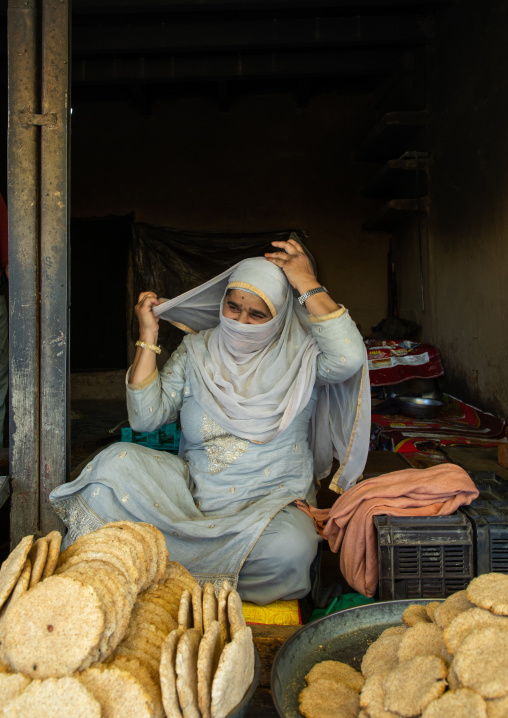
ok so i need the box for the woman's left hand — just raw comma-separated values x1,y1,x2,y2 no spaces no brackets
265,239,319,295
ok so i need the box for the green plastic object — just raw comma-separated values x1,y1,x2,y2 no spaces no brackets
310,593,375,622
120,423,181,453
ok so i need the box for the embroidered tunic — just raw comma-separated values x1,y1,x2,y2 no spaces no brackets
50,309,364,591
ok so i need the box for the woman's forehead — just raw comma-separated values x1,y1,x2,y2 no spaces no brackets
226,289,270,314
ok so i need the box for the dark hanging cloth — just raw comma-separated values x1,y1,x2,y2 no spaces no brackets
131,224,309,353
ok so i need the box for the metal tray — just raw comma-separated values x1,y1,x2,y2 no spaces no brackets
270,599,443,718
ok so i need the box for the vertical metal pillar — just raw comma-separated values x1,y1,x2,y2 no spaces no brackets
8,0,70,545
39,0,70,533
7,0,41,545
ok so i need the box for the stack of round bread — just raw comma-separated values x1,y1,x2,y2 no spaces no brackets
299,572,508,718
0,522,200,717
159,580,255,718
0,523,255,717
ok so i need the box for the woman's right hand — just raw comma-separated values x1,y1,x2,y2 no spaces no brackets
135,291,160,343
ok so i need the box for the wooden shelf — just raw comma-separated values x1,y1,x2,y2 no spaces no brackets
362,158,428,198
356,111,429,164
363,197,428,232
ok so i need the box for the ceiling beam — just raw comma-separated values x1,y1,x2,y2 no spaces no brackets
72,14,433,57
72,0,455,16
71,47,404,84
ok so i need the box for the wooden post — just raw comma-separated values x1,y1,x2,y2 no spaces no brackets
8,0,70,545
39,0,70,533
8,0,41,545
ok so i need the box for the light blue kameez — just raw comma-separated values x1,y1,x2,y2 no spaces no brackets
50,309,364,602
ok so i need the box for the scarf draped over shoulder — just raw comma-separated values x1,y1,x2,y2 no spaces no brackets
153,256,370,491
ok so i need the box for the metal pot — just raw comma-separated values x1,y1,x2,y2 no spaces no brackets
397,397,444,420
270,599,443,718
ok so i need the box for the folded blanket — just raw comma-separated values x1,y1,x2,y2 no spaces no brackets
297,464,479,597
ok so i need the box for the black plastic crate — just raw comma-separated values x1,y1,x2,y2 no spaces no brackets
459,471,508,575
467,471,508,500
374,514,474,600
460,499,508,576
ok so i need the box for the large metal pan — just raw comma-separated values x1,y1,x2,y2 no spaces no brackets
271,599,443,718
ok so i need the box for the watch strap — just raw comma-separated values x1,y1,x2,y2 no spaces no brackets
298,286,328,305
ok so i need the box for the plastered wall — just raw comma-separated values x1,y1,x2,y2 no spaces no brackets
393,0,508,419
71,91,388,343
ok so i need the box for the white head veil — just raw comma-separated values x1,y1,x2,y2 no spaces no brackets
153,257,370,492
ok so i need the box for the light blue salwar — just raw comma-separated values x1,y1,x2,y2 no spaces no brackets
51,308,364,603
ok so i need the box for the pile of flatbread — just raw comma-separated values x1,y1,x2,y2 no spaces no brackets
299,572,508,718
0,522,256,717
160,580,256,718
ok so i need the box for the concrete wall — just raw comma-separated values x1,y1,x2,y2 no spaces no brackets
71,91,388,341
393,0,508,419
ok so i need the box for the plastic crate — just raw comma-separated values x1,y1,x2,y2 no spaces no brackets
467,471,508,500
120,423,181,453
459,471,508,576
374,514,474,600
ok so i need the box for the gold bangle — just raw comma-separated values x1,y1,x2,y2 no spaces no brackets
135,340,162,355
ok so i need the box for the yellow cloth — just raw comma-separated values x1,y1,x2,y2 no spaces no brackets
241,599,301,626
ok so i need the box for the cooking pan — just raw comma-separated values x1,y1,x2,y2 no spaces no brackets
270,599,443,718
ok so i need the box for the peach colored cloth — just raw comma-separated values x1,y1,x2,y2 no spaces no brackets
297,464,479,597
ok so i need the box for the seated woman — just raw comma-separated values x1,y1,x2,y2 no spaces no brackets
50,239,369,604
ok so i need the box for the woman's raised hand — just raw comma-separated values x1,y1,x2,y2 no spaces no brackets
265,239,340,315
135,291,160,343
265,239,320,295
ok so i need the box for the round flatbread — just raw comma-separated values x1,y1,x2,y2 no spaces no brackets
447,663,462,691
397,622,446,662
41,531,63,579
178,589,193,630
210,626,255,718
0,536,33,612
433,591,474,630
163,561,198,594
160,628,184,718
306,660,364,693
28,538,49,588
3,575,105,678
79,665,155,718
97,526,150,592
486,694,508,718
192,584,204,635
2,676,102,718
218,582,232,646
198,620,222,718
361,632,403,679
453,625,508,698
203,583,218,633
359,673,394,718
0,673,31,711
299,678,360,718
1,559,32,619
426,601,440,622
101,521,160,586
467,573,508,616
421,688,487,717
176,628,202,718
109,654,164,718
135,522,168,584
227,589,246,639
59,535,142,593
402,604,432,627
382,655,447,717
444,607,508,655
